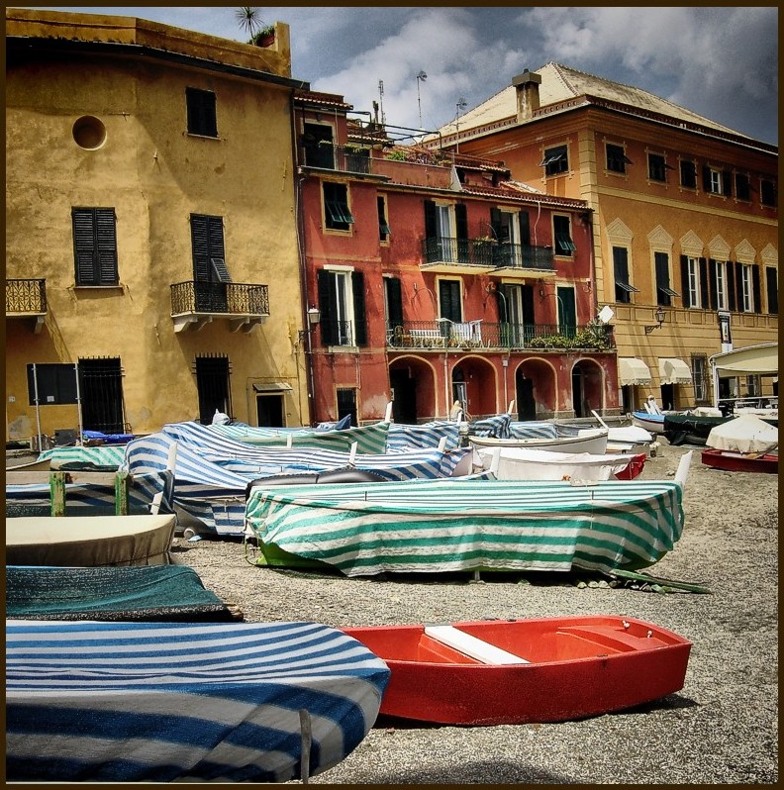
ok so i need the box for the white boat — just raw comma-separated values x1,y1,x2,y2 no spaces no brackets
476,446,645,482
469,426,608,455
5,514,177,566
631,411,666,434
606,425,654,454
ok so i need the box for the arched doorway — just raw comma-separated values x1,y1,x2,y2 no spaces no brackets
388,357,438,424
452,357,497,419
515,359,557,420
571,359,604,417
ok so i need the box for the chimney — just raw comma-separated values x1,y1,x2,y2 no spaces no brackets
512,70,541,122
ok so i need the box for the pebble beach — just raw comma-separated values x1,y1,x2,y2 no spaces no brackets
173,440,778,785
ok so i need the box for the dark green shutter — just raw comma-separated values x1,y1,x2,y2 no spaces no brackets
495,288,508,322
317,269,337,346
722,170,733,197
191,215,211,281
752,266,761,314
655,252,670,305
95,209,118,285
455,204,468,240
699,258,709,309
439,279,462,322
707,260,717,310
385,277,403,327
680,255,691,308
352,271,367,346
702,166,712,192
727,262,737,312
424,200,437,238
72,208,118,285
490,208,502,239
519,211,531,246
73,209,97,284
765,267,778,314
521,284,535,325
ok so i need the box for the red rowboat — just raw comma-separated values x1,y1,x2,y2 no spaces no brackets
343,615,691,726
701,448,778,474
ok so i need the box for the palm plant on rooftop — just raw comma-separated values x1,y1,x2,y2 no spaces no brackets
235,7,274,45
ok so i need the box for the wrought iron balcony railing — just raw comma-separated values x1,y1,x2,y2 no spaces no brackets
6,278,47,314
387,320,614,351
422,237,556,271
171,281,269,316
302,144,371,174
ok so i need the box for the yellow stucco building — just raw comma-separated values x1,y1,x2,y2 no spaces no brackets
6,8,313,442
430,63,778,412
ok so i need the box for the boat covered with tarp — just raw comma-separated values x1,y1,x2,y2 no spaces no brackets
245,465,691,577
6,619,390,782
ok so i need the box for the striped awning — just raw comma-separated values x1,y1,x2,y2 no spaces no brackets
659,358,693,385
619,357,652,386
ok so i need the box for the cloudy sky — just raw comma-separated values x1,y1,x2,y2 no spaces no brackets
27,6,778,144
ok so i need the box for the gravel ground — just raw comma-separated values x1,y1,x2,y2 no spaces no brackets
170,441,777,784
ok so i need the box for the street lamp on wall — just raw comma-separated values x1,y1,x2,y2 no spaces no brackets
644,306,666,334
307,306,321,327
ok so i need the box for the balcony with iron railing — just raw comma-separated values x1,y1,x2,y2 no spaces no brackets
387,319,615,352
6,278,47,332
170,280,270,333
421,237,556,276
302,144,373,175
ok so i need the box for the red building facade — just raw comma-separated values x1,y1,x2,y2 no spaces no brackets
294,91,619,425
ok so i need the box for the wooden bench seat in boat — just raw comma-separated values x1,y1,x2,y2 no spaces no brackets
424,625,530,664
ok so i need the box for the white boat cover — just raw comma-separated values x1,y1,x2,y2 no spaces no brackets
246,477,685,577
706,414,779,453
6,515,177,566
477,447,637,481
6,619,390,782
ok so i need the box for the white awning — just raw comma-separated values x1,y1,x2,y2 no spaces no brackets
709,342,778,376
252,382,293,392
618,357,652,386
658,358,693,385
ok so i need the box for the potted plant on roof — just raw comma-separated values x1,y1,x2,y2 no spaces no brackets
235,6,275,47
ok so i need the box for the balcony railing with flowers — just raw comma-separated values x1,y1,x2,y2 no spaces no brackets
6,278,47,314
387,320,614,351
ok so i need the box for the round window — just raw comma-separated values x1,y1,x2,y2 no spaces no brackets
72,116,107,150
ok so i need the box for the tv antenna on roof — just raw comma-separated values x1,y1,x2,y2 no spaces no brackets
378,80,386,126
416,70,427,129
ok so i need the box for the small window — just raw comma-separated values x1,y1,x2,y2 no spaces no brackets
377,195,390,242
323,182,354,231
552,215,575,255
691,355,708,402
648,153,668,182
760,179,777,207
186,87,218,137
540,145,568,176
735,172,751,201
72,207,119,286
740,264,755,313
703,165,731,196
606,143,631,174
302,123,335,169
680,159,697,189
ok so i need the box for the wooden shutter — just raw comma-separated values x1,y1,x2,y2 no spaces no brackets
490,207,502,239
702,166,712,192
495,289,508,322
518,211,531,246
208,218,228,281
191,215,211,281
727,262,737,312
385,277,403,327
722,170,733,197
521,284,535,325
455,203,468,240
752,266,761,313
95,209,118,285
655,252,670,305
439,279,462,322
765,267,778,314
423,200,437,238
680,255,691,308
707,259,717,310
352,271,367,346
73,209,97,284
699,258,709,309
317,270,337,346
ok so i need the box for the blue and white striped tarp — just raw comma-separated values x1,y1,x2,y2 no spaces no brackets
508,421,560,439
468,414,512,438
6,619,390,782
5,470,174,519
246,477,685,577
125,428,471,536
386,421,461,452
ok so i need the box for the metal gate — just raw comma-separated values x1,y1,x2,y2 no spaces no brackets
78,357,126,433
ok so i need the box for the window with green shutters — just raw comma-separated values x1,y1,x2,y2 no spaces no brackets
552,215,575,256
765,267,778,314
655,252,679,306
72,208,119,286
317,269,366,347
323,182,354,230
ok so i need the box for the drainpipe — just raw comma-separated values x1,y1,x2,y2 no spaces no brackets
290,90,317,426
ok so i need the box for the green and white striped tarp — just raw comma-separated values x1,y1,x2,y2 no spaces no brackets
246,478,684,577
212,422,390,454
38,445,126,469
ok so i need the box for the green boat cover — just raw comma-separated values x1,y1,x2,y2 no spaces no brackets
5,565,240,621
38,445,126,469
246,478,685,577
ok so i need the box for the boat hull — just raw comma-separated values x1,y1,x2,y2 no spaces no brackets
701,449,778,474
343,616,691,725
